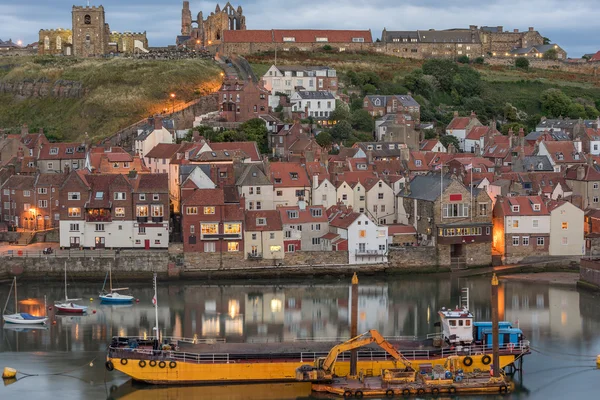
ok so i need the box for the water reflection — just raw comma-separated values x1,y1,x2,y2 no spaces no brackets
0,275,599,399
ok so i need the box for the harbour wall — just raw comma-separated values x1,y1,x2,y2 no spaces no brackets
579,259,600,290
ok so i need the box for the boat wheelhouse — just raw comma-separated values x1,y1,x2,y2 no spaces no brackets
438,306,474,345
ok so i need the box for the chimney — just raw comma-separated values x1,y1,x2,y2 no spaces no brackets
366,149,374,164
528,27,534,32
497,26,503,32
474,142,481,157
313,173,319,190
154,115,164,130
128,169,138,179
447,143,457,154
469,25,477,31
38,128,44,135
400,147,410,161
192,131,200,142
320,150,329,168
298,199,306,211
574,137,582,153
513,29,519,33
508,128,514,148
21,124,28,138
519,128,525,159
405,176,411,195
577,165,585,181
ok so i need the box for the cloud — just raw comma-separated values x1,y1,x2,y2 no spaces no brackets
0,0,597,56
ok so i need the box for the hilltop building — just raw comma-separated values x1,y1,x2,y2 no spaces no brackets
178,1,246,48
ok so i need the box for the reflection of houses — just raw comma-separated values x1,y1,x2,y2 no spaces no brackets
245,292,285,342
349,285,391,335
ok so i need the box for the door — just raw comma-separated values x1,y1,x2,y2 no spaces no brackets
70,237,80,248
145,239,150,250
95,237,105,249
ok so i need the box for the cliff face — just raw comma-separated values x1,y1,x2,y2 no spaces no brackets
0,79,85,99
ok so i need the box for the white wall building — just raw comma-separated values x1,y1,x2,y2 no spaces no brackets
548,201,584,256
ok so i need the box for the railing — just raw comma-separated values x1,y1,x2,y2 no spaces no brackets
294,335,418,342
355,249,386,256
1,248,169,258
451,256,467,270
86,215,112,223
247,253,262,259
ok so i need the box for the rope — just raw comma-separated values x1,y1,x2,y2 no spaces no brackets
13,357,97,378
529,346,597,360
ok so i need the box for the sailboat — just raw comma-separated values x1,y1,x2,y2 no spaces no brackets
3,277,48,325
99,266,134,304
55,262,88,314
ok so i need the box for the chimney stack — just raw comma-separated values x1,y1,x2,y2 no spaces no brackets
497,26,503,32
21,124,28,138
528,27,534,32
154,115,164,130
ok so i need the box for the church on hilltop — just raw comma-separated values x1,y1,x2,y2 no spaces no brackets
177,1,246,48
38,4,148,57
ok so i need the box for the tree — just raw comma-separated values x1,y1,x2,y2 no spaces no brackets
349,97,364,112
315,131,333,150
362,83,377,95
423,129,437,140
567,103,587,119
453,66,482,98
457,55,470,64
322,45,332,51
501,122,525,136
330,120,353,141
540,88,572,117
515,57,530,70
474,56,485,65
462,97,487,124
543,37,551,45
350,109,374,132
239,118,268,153
543,48,558,60
330,100,350,122
440,134,460,151
422,59,458,93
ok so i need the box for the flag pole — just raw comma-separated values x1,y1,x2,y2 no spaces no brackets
153,273,159,341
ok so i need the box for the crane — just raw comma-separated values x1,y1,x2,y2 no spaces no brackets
296,329,413,382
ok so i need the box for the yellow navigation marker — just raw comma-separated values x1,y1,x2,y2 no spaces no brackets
2,367,17,379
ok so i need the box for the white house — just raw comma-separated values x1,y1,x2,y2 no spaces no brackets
134,116,173,160
311,174,337,209
445,112,482,152
365,178,396,225
327,209,388,265
548,200,584,256
236,163,275,211
290,91,335,124
585,128,600,155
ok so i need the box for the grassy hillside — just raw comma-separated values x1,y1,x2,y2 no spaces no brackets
248,51,600,119
0,57,222,142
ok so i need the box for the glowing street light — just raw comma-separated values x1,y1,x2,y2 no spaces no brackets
169,93,176,114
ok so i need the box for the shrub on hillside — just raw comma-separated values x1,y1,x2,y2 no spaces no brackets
457,55,470,64
515,57,530,70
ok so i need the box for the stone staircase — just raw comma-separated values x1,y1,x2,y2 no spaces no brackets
16,231,35,246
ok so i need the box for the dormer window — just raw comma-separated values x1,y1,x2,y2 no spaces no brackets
95,192,104,200
275,178,282,184
376,145,382,150
533,204,541,211
415,160,422,167
374,98,381,106
367,145,374,150
290,172,298,180
49,147,59,155
65,148,74,154
257,218,266,226
288,211,299,219
537,163,543,170
557,153,564,161
511,205,520,212
574,153,580,160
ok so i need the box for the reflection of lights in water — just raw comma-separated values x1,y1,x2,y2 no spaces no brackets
561,311,567,326
75,324,79,340
119,328,125,337
360,311,366,321
143,331,147,340
19,298,44,317
229,299,240,319
427,306,430,324
270,298,282,313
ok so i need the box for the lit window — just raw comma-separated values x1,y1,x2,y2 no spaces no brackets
224,223,241,234
562,222,568,230
201,223,218,235
152,205,164,217
68,207,81,217
513,219,519,228
228,242,239,252
136,205,148,217
115,207,125,217
359,230,367,238
270,245,281,252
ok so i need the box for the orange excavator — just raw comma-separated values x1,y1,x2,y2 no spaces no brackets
296,329,413,382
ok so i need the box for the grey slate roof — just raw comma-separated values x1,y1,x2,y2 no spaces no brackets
135,125,154,141
295,91,335,100
511,44,560,55
418,29,480,44
366,95,420,108
398,173,453,201
512,155,553,172
235,163,271,186
179,164,211,183
525,130,570,141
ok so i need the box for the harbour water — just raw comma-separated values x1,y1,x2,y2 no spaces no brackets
0,274,599,399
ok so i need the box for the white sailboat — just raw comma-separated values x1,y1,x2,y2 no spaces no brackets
3,277,48,325
99,266,134,304
55,261,88,314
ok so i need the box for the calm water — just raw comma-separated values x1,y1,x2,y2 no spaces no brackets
0,274,599,399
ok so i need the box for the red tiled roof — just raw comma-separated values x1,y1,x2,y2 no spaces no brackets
145,143,181,160
278,205,328,224
373,159,404,175
447,117,471,130
223,29,373,44
209,142,261,162
106,153,133,162
420,139,442,152
589,51,600,62
321,232,340,241
329,210,361,229
305,161,329,184
496,196,549,216
387,224,417,235
334,171,378,188
565,164,600,181
270,162,310,187
407,151,429,171
181,188,225,206
1,175,34,190
38,143,86,160
133,173,169,193
541,141,586,164
466,126,497,141
223,30,273,43
546,199,568,212
245,210,283,231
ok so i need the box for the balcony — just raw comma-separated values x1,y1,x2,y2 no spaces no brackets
355,249,386,256
248,252,263,259
152,216,164,223
137,216,148,223
202,233,242,241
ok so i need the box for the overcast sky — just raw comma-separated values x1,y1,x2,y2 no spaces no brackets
1,1,598,57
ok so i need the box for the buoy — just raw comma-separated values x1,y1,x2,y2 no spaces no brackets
89,362,94,367
90,298,94,302
93,310,97,314
135,299,140,303
596,355,600,369
48,306,52,311
2,367,17,379
52,320,57,325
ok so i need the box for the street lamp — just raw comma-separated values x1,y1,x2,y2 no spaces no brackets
169,93,176,114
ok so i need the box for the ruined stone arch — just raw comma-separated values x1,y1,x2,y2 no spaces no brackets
56,35,62,50
68,35,72,44
44,36,50,50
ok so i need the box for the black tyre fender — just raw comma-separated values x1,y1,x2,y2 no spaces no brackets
449,386,457,394
463,356,473,366
120,358,128,366
158,361,166,369
417,388,425,396
105,360,114,371
343,390,353,399
500,385,508,393
385,389,394,398
149,360,157,367
169,361,177,369
354,390,364,398
138,360,146,368
402,388,411,396
482,355,492,365
432,387,440,396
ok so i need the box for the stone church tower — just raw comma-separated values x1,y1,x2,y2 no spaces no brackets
72,5,109,57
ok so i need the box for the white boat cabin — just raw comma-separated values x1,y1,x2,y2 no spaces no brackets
439,306,474,344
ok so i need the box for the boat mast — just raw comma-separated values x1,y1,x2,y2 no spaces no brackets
64,261,68,301
14,276,17,313
109,266,113,292
153,273,159,341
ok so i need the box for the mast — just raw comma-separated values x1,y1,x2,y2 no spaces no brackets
109,266,113,292
491,273,500,378
14,276,17,313
153,273,159,340
64,261,68,301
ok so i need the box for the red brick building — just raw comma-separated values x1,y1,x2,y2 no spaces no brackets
219,78,269,122
181,187,245,254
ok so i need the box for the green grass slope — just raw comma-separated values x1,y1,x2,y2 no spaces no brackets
0,57,222,142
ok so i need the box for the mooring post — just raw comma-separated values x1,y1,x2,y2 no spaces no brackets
350,272,359,376
491,273,500,377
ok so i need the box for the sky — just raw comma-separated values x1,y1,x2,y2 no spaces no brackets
0,0,598,57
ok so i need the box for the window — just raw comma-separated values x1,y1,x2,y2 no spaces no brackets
49,147,59,155
537,237,545,246
268,233,275,240
270,245,281,252
153,194,160,201
204,242,216,253
594,197,599,203
69,223,79,232
24,203,30,211
84,14,91,24
512,236,519,246
312,223,321,231
114,207,125,217
522,236,530,246
38,200,48,208
533,219,539,228
479,203,487,216
136,205,148,217
512,219,519,228
277,190,283,196
186,207,198,215
295,190,305,197
562,237,568,245
257,218,266,226
288,210,299,219
594,183,600,190
378,193,384,199
442,204,469,218
251,233,257,240
114,192,126,200
152,205,164,217
256,187,261,195
352,37,365,42
342,194,348,201
224,223,241,235
285,230,291,238
47,162,54,170
249,187,254,195
359,230,367,238
562,222,568,230
533,204,541,211
139,194,146,201
256,201,262,210
204,206,215,215
415,160,422,167
290,172,299,180
359,196,365,201
228,242,239,252
200,223,218,236
189,224,196,235
373,205,378,212
94,192,104,200
511,205,520,212
68,207,81,217
23,190,30,197
311,208,322,217
38,188,48,195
